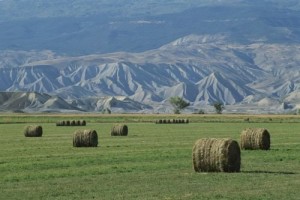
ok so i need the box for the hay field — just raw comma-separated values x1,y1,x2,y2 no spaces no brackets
0,115,300,199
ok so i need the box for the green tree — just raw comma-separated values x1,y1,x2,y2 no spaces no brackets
169,96,190,114
213,102,224,114
101,108,111,114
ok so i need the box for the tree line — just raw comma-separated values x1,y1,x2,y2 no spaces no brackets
169,96,224,114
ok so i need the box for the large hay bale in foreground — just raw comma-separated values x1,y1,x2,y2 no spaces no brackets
111,124,128,136
24,125,43,137
240,128,270,150
192,138,241,172
73,129,98,147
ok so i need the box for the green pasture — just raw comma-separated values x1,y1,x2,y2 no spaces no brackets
0,115,300,199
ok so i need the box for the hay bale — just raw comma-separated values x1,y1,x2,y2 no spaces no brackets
71,120,76,126
56,121,66,126
111,124,128,136
66,120,70,126
73,129,98,147
24,125,43,137
184,119,189,124
240,128,270,150
80,120,86,126
192,138,241,172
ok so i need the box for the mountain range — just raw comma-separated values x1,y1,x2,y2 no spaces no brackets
1,35,300,113
1,0,300,55
1,0,300,113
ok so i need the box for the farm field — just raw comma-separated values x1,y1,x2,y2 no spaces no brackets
0,114,300,199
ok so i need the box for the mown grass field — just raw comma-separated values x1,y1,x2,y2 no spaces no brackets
0,114,300,199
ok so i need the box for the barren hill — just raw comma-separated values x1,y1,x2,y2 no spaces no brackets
1,35,300,113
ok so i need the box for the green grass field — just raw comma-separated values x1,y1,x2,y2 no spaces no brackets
0,115,300,199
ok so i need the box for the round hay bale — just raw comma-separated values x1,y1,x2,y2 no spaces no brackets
71,120,76,126
24,125,43,137
66,120,70,126
163,119,167,124
111,124,128,136
73,129,98,147
192,138,241,173
158,119,163,124
240,128,270,150
80,120,86,126
155,119,161,124
184,119,189,124
56,121,62,126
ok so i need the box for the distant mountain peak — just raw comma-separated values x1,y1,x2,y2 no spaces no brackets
169,34,228,47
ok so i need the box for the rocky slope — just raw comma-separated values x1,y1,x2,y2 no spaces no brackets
1,35,300,113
